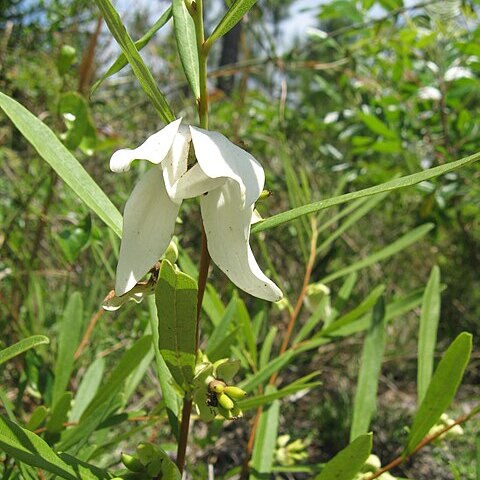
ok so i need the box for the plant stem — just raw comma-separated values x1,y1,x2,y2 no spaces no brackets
176,0,210,473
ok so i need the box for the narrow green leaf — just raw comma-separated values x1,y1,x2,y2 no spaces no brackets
249,385,280,479
321,285,385,337
47,392,73,434
236,298,258,367
320,224,434,284
206,296,237,357
259,326,278,369
315,434,372,480
173,0,200,98
350,297,386,441
417,265,441,403
239,350,295,393
208,0,257,46
91,6,172,95
156,260,197,391
0,415,106,479
252,152,480,233
317,191,390,254
239,381,321,411
0,335,49,366
358,112,398,139
69,357,105,421
148,296,180,438
94,0,175,123
405,332,472,455
52,292,83,406
329,272,358,322
0,92,122,237
26,406,49,431
81,335,153,419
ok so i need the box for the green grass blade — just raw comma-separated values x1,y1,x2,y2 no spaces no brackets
81,335,153,419
46,392,73,434
207,0,257,47
239,381,320,411
0,335,49,366
405,332,472,455
249,385,280,479
91,6,172,95
350,298,386,441
69,357,105,422
173,0,200,98
417,265,441,403
52,292,83,406
0,92,123,237
321,285,385,337
155,260,197,392
315,434,372,480
317,191,389,254
94,0,175,123
252,152,480,234
320,224,434,284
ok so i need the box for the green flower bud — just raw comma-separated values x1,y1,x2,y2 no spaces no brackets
164,240,178,263
208,379,226,394
121,453,145,473
217,392,234,410
224,386,247,400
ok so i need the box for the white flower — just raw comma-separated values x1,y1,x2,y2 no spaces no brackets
418,86,442,101
110,118,283,302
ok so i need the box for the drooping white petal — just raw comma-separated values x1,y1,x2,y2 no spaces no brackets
110,118,182,172
201,180,282,302
190,126,265,207
116,167,180,295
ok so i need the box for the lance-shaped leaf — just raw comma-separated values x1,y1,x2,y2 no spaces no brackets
315,434,372,480
350,297,386,441
250,385,280,479
173,0,200,98
155,260,197,391
252,151,480,233
417,265,441,403
0,336,49,366
0,414,108,479
405,332,472,455
91,6,172,95
0,92,122,237
94,0,175,123
207,0,257,47
52,292,83,407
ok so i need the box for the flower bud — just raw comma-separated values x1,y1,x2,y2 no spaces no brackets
217,392,234,410
121,453,145,472
208,379,226,394
224,386,247,400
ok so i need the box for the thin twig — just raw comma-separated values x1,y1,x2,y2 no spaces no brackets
368,405,480,479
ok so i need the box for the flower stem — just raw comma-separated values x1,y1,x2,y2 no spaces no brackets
175,0,211,473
